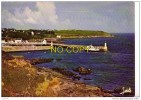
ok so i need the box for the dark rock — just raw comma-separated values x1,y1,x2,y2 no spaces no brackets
2,51,14,60
73,66,92,75
51,67,81,80
72,75,81,80
83,77,92,80
30,58,53,65
114,87,123,93
51,67,75,76
36,67,44,72
103,90,114,93
97,86,114,93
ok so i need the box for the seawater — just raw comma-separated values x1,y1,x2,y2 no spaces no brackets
9,33,135,91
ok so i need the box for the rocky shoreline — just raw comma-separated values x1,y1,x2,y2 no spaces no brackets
2,51,113,97
29,58,135,97
2,51,134,97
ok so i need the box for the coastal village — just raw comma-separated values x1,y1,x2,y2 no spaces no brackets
2,28,61,44
2,28,108,52
2,28,60,52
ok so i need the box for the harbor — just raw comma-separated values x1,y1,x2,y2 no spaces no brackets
2,39,108,52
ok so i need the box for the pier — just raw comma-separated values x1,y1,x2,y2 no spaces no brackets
52,43,108,52
2,41,108,52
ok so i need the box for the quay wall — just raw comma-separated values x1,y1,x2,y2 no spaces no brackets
2,43,108,52
2,46,51,52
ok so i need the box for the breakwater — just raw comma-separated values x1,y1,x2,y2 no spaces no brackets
2,46,51,52
2,42,108,52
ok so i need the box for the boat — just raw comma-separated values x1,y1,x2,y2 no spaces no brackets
86,44,100,52
85,42,108,52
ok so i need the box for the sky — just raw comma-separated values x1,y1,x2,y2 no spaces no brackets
1,1,134,33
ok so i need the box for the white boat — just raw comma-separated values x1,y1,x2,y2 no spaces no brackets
86,42,108,52
86,44,100,52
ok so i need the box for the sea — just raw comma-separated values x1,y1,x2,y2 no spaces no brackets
8,33,135,93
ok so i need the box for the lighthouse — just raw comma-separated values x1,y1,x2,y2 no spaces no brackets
104,41,108,51
104,41,107,47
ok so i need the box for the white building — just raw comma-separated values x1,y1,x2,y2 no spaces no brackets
31,31,34,36
8,40,14,44
42,39,47,44
37,32,40,34
2,40,6,46
15,39,22,44
25,40,29,44
56,35,61,38
2,40,6,44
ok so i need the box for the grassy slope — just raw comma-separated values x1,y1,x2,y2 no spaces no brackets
55,30,112,38
2,52,112,97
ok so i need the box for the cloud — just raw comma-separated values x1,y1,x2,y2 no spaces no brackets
2,2,71,29
2,2,134,33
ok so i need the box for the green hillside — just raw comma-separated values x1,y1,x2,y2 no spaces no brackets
2,28,113,40
55,30,112,38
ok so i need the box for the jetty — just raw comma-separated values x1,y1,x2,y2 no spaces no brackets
2,40,108,52
51,42,108,52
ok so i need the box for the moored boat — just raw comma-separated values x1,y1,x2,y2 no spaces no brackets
86,45,100,52
85,42,108,52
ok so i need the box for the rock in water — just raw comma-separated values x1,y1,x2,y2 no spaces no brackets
83,77,92,80
73,66,92,75
30,58,53,65
51,67,81,80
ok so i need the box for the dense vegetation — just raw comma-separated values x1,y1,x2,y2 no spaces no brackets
2,29,56,40
2,28,112,40
55,30,112,38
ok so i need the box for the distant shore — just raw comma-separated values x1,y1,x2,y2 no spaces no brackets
60,35,114,39
2,28,113,40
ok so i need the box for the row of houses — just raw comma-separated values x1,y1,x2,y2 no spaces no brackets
2,39,48,45
1,36,63,46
